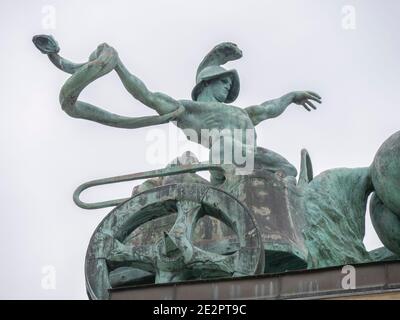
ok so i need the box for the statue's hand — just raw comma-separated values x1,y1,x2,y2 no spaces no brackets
167,105,185,121
86,43,119,75
32,34,60,54
89,43,117,61
291,91,322,111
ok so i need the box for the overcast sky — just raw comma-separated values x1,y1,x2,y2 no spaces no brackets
1,0,399,299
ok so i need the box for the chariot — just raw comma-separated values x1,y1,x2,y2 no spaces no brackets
75,160,309,300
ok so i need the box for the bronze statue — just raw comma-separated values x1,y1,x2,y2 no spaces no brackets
33,35,321,180
33,35,400,300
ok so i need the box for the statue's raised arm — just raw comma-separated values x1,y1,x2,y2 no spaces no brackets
32,35,184,129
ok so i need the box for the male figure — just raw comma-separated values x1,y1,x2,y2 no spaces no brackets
33,36,321,181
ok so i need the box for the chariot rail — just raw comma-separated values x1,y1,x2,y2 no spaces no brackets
73,163,231,210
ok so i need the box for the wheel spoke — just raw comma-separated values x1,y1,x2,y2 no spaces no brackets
166,200,202,260
106,240,155,272
172,200,202,237
188,246,238,275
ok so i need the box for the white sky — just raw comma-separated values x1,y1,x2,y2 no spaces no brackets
0,0,399,299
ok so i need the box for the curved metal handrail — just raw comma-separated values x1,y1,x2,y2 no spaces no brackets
73,163,229,210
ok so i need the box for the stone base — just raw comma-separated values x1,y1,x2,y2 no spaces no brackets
109,260,400,300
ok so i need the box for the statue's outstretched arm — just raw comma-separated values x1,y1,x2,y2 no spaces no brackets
115,59,182,116
245,91,321,126
33,35,183,129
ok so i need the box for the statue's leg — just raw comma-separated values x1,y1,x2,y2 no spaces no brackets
254,147,298,177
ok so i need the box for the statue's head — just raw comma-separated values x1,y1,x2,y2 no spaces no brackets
192,66,239,103
191,42,242,103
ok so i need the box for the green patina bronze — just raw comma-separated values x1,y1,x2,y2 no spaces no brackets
32,35,320,180
369,131,400,256
33,35,400,300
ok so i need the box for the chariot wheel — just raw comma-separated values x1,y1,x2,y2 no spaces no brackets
85,183,264,300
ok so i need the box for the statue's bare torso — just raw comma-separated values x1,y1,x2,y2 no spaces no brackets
177,100,256,148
